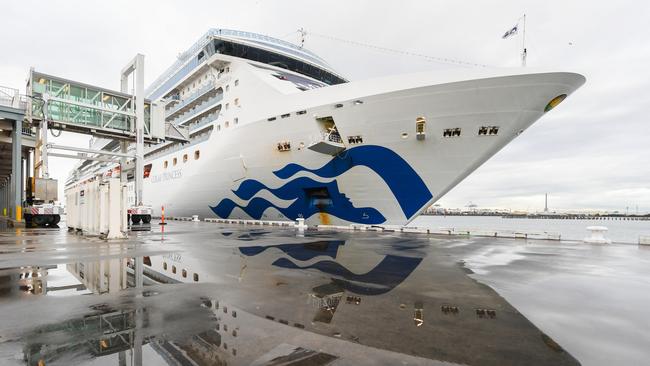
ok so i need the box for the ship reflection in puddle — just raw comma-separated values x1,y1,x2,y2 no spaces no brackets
0,236,581,366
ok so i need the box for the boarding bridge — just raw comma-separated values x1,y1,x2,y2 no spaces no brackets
26,70,189,143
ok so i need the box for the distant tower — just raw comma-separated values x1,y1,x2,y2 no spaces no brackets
544,193,548,212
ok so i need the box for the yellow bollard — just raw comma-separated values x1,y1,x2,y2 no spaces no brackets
2,207,6,216
16,205,22,221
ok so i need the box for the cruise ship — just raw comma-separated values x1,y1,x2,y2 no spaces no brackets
72,28,586,226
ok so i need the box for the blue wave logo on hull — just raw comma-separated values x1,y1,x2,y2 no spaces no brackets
210,145,432,224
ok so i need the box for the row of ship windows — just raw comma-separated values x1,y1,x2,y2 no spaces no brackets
161,262,200,281
180,65,239,97
266,99,363,122
268,100,365,121
266,100,363,122
162,150,201,169
215,117,239,130
442,126,500,138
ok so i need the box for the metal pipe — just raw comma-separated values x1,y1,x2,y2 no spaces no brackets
41,96,49,179
48,152,120,163
47,144,134,158
135,54,145,206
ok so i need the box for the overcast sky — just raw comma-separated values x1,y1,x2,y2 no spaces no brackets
1,0,648,213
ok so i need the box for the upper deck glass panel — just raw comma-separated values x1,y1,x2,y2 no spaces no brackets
147,28,346,100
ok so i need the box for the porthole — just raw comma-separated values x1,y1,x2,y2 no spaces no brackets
172,265,176,274
194,150,200,160
163,161,168,169
163,262,167,270
183,154,188,163
234,117,239,125
173,157,177,166
182,269,187,278
193,273,199,282
234,79,239,86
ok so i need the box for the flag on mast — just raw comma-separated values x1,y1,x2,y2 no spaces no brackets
502,24,518,39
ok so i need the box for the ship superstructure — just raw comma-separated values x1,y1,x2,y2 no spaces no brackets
69,28,585,226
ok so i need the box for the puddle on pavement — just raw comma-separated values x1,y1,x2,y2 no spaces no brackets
0,223,584,366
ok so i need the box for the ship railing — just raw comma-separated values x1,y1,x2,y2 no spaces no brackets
21,123,34,136
165,81,217,119
323,131,342,143
189,111,220,132
172,93,223,126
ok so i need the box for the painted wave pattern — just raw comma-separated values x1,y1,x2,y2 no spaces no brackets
239,241,423,296
210,145,433,224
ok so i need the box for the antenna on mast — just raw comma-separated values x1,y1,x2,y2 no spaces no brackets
298,27,307,48
521,14,527,67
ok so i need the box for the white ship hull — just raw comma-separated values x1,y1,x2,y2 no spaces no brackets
143,69,585,226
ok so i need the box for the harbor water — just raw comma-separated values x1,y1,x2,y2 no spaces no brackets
409,215,650,244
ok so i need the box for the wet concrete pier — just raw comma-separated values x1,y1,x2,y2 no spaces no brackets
0,220,649,365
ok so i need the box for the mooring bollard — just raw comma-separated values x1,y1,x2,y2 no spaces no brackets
295,218,307,229
584,226,610,244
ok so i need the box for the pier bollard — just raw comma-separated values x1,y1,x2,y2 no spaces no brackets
295,218,307,229
584,226,610,244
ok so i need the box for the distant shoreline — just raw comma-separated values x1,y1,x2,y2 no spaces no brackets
423,212,650,221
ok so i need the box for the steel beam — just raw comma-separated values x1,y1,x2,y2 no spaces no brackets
47,144,134,158
48,152,119,163
12,119,21,220
39,97,49,178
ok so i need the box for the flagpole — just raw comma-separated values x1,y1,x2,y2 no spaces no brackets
521,13,527,67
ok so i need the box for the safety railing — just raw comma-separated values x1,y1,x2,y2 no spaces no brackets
190,111,220,132
172,93,223,126
165,82,217,119
22,123,34,136
324,131,342,143
0,85,27,110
